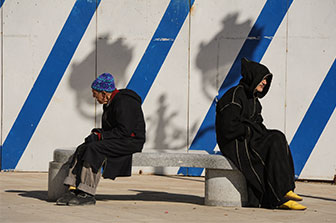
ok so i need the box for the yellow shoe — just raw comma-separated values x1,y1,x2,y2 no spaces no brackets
279,200,307,210
69,185,77,191
285,190,303,201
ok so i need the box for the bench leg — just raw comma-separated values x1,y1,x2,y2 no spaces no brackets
205,168,248,207
48,161,69,202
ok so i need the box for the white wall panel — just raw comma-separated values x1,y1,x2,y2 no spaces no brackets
286,0,336,141
139,1,190,174
300,109,336,180
286,0,336,180
261,14,287,132
3,0,78,170
15,1,98,171
96,0,172,141
97,0,171,88
1,0,335,180
0,2,3,146
2,1,76,141
142,24,189,154
97,0,188,174
189,0,266,149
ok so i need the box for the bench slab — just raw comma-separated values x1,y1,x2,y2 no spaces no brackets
48,148,248,207
53,148,237,169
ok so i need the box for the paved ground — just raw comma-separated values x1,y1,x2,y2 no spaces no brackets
0,172,335,223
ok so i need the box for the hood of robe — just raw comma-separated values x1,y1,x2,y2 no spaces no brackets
105,88,142,108
239,58,273,98
118,89,143,104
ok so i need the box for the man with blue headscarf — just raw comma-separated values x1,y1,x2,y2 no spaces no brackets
57,73,146,206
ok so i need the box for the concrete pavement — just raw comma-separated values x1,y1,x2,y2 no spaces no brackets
0,172,335,223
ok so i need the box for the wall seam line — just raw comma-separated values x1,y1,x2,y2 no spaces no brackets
187,0,192,153
284,0,290,134
0,0,4,169
94,0,99,127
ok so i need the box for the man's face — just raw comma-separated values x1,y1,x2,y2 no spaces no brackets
92,90,110,104
255,78,267,93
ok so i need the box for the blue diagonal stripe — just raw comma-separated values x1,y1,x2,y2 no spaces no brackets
179,0,294,175
0,0,5,8
127,0,195,101
290,59,336,177
1,0,101,170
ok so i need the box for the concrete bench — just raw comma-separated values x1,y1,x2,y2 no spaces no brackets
48,148,248,207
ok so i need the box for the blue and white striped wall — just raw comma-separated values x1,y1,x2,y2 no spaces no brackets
1,0,335,181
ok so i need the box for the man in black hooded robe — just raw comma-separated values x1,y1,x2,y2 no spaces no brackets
56,73,146,206
215,58,306,210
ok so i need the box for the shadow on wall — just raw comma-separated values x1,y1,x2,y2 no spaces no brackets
195,13,261,101
146,94,199,152
189,13,264,150
144,13,262,158
146,93,199,174
66,13,263,155
96,34,133,87
68,34,133,120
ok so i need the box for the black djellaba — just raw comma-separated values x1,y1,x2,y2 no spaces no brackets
73,89,146,180
215,58,296,208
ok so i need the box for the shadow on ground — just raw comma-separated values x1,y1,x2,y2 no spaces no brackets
96,190,203,205
5,190,48,202
299,194,336,202
159,175,204,183
5,189,203,205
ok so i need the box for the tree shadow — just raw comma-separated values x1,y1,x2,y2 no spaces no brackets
190,13,264,149
152,94,179,150
96,34,133,87
68,33,133,120
145,93,199,173
195,13,259,101
146,94,199,151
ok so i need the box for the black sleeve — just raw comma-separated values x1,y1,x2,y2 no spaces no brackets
101,97,140,139
217,102,248,141
255,99,267,131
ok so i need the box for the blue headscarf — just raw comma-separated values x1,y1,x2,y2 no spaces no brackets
91,73,115,92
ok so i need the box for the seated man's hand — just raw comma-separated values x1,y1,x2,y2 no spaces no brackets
91,128,103,134
84,133,100,143
91,128,103,140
